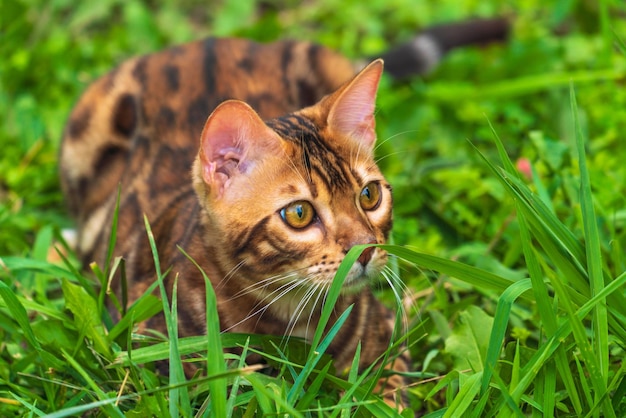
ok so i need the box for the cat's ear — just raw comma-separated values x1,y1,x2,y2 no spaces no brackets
199,100,281,198
327,59,383,150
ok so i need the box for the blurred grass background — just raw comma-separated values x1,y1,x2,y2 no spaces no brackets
1,0,626,415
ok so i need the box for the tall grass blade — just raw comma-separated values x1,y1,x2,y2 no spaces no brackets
480,279,532,395
143,215,189,417
379,245,522,298
179,246,227,418
288,304,353,403
515,205,582,413
225,337,251,418
571,85,609,387
443,371,482,418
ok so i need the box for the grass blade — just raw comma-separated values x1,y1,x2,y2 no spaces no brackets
571,84,609,387
143,215,188,417
443,371,482,418
179,245,227,418
480,278,532,395
288,304,353,403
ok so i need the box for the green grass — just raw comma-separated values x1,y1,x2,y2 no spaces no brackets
2,0,626,416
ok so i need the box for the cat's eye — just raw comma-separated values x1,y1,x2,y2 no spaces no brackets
280,201,315,229
359,182,382,211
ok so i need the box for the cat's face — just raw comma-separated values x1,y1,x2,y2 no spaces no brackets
193,60,389,302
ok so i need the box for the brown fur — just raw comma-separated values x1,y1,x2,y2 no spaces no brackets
60,38,409,407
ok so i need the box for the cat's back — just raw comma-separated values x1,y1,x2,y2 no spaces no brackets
59,37,356,264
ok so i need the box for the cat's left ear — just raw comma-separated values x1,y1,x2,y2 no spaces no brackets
327,59,383,151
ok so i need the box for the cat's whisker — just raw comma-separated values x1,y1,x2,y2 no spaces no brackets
217,259,247,290
350,138,365,168
251,274,315,317
282,281,322,345
222,276,308,333
230,267,308,299
296,137,313,184
304,279,331,341
228,274,288,300
373,150,414,167
286,151,309,186
384,260,422,316
372,130,420,153
381,266,412,335
250,278,308,330
238,273,301,307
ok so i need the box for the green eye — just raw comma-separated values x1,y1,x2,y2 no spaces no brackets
359,182,381,210
280,201,315,229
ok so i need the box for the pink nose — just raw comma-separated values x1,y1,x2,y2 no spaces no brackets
357,245,375,266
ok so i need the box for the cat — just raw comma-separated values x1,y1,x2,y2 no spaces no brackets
59,18,508,409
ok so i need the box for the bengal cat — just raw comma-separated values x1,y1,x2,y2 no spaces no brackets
59,19,508,409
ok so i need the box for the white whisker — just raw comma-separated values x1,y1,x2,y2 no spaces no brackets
282,281,321,344
380,266,415,336
373,150,412,166
229,264,310,300
222,273,307,333
217,259,246,290
305,280,330,341
373,130,419,154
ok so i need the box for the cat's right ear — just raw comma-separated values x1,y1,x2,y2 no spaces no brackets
198,100,281,198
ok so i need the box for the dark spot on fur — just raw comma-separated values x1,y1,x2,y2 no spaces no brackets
187,97,210,132
67,106,92,140
297,80,318,107
95,145,125,174
279,42,295,100
156,106,176,131
76,176,89,205
238,56,254,72
202,39,217,93
163,65,180,91
239,41,259,73
307,44,322,78
132,57,148,89
113,94,137,137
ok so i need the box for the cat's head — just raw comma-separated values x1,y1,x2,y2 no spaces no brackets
193,60,391,297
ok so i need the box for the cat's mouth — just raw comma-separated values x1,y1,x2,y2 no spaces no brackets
338,261,384,294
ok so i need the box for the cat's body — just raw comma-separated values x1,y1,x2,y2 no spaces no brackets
60,19,508,408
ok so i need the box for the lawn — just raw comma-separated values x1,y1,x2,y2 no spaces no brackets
1,0,625,416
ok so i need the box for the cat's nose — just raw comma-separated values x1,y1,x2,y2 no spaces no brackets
357,245,375,266
339,235,377,266
352,238,377,266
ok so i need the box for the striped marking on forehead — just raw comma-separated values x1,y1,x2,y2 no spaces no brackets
266,114,359,191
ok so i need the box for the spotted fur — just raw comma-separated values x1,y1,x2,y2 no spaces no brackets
60,20,509,409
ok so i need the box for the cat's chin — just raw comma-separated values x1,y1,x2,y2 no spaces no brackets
341,278,370,295
340,267,382,294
